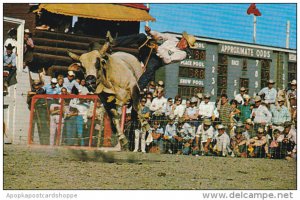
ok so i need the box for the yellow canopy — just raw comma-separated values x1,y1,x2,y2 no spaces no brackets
35,4,156,22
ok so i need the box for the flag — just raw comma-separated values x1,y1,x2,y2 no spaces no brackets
247,3,262,16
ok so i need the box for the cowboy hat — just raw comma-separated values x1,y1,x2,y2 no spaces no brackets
182,31,196,47
24,29,31,34
196,93,203,99
51,78,58,84
68,71,75,76
267,79,275,84
5,43,15,50
243,94,251,100
204,93,211,99
190,96,198,103
291,80,297,85
257,127,264,134
217,124,225,130
240,87,246,91
157,80,164,86
203,118,212,126
254,96,261,102
277,96,285,102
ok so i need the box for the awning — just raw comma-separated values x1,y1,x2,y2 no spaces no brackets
34,4,155,22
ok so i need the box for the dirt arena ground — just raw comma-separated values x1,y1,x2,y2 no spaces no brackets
3,144,296,190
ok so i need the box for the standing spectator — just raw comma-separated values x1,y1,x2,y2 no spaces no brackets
3,44,17,90
4,28,17,54
198,93,215,120
42,78,60,95
229,99,241,129
238,94,252,123
213,124,232,157
173,96,186,120
145,92,153,108
235,87,247,105
23,29,35,68
49,103,64,146
218,94,231,131
78,79,89,95
247,127,267,158
63,71,81,94
133,98,151,153
270,96,291,131
184,96,199,127
165,97,174,118
163,115,177,154
87,100,105,147
64,106,83,146
57,77,64,91
150,88,167,120
286,80,297,99
251,96,272,130
195,119,214,155
258,79,277,104
147,81,156,94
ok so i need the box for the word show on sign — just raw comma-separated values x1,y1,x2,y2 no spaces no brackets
179,78,204,86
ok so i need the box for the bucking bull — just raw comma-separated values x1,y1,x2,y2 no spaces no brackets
68,42,142,150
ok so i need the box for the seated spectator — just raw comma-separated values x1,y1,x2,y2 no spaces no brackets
3,43,17,90
213,124,232,157
247,127,267,158
195,118,214,156
147,120,164,153
231,129,247,157
163,115,177,154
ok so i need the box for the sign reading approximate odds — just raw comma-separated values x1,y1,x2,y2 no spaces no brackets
219,44,272,59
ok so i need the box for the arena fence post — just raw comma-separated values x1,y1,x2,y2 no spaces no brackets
56,98,65,146
120,105,127,134
27,95,37,145
88,97,97,147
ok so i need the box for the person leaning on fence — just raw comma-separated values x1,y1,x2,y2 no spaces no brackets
163,115,178,154
268,129,283,159
230,128,247,158
242,118,256,140
213,124,232,157
247,127,267,158
195,118,214,156
49,103,64,146
176,118,195,155
147,120,164,153
63,71,81,94
277,121,296,159
270,96,291,133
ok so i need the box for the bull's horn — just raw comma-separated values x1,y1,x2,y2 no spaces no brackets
98,42,110,55
67,50,80,61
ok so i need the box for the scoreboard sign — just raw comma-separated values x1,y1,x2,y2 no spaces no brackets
219,44,272,59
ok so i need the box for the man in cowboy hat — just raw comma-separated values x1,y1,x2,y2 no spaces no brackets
270,96,291,132
251,96,272,130
4,43,17,89
4,28,17,54
24,29,35,68
287,79,297,99
238,94,252,123
195,118,214,155
258,79,277,104
63,70,81,94
198,93,215,120
247,127,267,158
107,26,196,90
213,124,232,157
242,118,256,140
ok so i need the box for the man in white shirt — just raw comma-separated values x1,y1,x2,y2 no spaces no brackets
173,96,186,120
198,93,215,120
235,87,247,105
251,96,272,129
195,119,214,155
150,88,167,118
213,124,232,156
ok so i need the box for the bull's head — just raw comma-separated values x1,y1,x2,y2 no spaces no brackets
67,43,110,78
